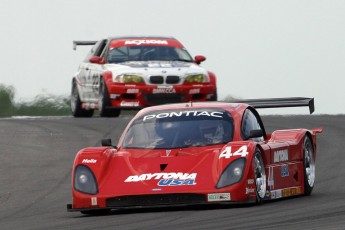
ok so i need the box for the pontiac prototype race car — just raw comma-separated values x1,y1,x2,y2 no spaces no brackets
67,98,322,214
71,36,217,117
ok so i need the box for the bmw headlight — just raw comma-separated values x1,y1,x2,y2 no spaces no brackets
74,165,98,194
185,74,207,83
216,158,246,189
115,74,143,83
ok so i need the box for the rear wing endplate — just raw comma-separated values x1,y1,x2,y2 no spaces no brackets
230,97,315,114
73,40,97,50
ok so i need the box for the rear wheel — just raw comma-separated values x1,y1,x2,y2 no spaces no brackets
98,78,121,117
254,149,266,203
303,136,315,195
71,82,94,117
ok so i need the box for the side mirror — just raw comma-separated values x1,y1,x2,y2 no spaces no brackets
101,138,116,148
248,129,264,139
89,56,104,64
194,55,206,64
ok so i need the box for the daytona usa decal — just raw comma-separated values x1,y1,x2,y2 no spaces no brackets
125,172,197,186
143,111,223,121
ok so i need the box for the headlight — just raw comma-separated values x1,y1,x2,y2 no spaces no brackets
74,165,98,194
216,158,246,189
185,74,207,83
115,74,143,83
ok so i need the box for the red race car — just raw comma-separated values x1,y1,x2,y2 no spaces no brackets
71,36,217,117
67,98,322,214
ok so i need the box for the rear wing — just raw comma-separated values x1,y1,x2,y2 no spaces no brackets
230,97,315,114
73,40,97,50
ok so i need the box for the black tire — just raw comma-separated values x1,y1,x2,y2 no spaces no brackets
71,82,94,117
98,78,121,117
253,149,266,203
303,136,315,196
81,209,111,215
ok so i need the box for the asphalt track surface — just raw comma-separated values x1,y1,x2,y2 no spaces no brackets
1,114,345,230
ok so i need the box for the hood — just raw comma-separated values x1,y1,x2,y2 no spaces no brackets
98,146,226,195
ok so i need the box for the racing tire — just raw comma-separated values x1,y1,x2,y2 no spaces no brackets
303,136,315,196
254,148,266,203
71,82,94,117
98,78,121,117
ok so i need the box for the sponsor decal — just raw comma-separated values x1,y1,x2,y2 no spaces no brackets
143,110,223,121
246,187,255,194
208,193,231,202
125,40,168,46
120,101,140,107
247,179,255,185
281,164,289,177
189,89,200,94
166,150,171,156
265,187,302,200
127,89,139,94
82,159,97,164
124,172,197,186
91,197,97,206
152,88,176,94
218,146,249,159
268,166,274,189
152,188,162,192
274,149,288,163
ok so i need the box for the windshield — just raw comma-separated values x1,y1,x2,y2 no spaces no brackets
122,109,234,149
107,46,193,63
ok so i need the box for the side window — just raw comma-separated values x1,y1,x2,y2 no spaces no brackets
83,39,107,62
241,109,264,142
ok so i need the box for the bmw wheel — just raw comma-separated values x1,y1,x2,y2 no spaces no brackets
71,82,94,117
303,136,315,196
254,149,266,203
98,78,121,117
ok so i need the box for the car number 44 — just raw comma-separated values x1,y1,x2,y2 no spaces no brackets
219,146,249,159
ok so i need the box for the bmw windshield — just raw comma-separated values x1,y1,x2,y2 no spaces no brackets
123,109,234,149
107,46,194,63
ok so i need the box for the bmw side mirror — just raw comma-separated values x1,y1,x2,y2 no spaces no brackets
194,55,206,64
248,129,263,139
89,56,104,64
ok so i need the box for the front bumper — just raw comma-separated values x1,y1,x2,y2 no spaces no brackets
106,83,217,109
67,193,255,212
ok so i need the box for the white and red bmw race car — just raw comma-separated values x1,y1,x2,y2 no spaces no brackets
71,36,217,117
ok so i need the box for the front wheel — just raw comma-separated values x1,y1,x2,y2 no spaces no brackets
98,78,121,117
303,136,315,196
254,149,266,203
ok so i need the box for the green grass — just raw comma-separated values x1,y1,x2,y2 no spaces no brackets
0,84,70,117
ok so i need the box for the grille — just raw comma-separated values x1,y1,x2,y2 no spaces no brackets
106,194,206,207
166,76,180,84
150,76,164,84
145,94,184,105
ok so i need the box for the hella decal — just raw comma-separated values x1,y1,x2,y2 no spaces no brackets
127,89,139,94
143,111,223,121
124,40,168,45
274,149,288,163
82,159,97,164
125,172,197,186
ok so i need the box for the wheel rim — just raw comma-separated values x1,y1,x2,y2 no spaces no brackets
255,153,266,199
304,139,315,187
